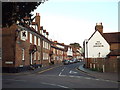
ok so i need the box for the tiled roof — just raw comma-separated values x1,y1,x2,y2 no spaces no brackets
103,32,120,43
107,50,120,56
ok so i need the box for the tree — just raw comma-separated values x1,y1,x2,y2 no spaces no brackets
2,2,41,27
70,43,81,48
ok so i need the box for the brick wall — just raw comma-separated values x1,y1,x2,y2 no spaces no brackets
110,43,120,50
2,24,18,67
85,58,118,72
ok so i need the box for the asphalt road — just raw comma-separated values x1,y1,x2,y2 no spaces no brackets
2,62,119,89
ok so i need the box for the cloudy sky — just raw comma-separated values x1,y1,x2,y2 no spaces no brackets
32,0,118,47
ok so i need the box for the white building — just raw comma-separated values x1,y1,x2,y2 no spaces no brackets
67,46,73,57
84,23,110,59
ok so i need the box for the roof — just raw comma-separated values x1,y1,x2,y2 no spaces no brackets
107,50,120,56
103,32,120,43
88,30,120,44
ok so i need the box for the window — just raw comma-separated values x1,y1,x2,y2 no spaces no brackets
38,38,40,46
22,49,25,60
49,44,51,50
43,53,49,60
30,33,32,43
34,36,36,45
43,41,45,48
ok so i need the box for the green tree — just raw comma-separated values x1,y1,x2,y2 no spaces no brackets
2,2,41,27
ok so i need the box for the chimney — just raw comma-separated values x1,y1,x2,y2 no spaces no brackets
40,26,43,34
35,13,40,31
95,22,103,34
46,32,49,38
43,29,46,36
54,41,57,43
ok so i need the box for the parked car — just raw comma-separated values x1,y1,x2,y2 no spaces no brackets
72,58,78,63
63,60,70,65
69,60,74,64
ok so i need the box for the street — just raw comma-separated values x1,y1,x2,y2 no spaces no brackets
2,62,118,89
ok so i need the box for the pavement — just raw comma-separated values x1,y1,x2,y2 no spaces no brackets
77,64,119,82
2,63,63,75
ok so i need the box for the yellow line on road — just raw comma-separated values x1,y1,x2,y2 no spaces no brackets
38,67,54,74
38,65,63,74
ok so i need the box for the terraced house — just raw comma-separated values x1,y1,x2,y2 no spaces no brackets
50,41,68,64
2,13,52,72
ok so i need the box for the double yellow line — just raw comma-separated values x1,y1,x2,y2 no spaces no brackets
38,65,63,74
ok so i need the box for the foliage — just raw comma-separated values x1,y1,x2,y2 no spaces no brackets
70,43,81,48
2,2,41,27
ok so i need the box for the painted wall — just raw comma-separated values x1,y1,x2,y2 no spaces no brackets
87,31,110,58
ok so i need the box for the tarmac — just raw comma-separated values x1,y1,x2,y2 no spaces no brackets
77,64,119,82
2,63,119,83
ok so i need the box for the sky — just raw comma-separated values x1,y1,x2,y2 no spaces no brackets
32,0,118,47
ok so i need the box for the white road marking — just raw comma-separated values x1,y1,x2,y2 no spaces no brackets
4,79,26,82
59,75,118,83
59,72,62,76
69,70,78,74
41,82,69,88
62,68,65,71
58,67,65,76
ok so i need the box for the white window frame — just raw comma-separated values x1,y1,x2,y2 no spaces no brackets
30,33,32,43
38,38,40,46
34,36,36,45
22,49,25,60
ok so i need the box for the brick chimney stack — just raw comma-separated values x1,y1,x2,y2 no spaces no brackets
43,29,46,37
35,13,40,31
46,32,49,38
40,26,43,34
95,22,103,34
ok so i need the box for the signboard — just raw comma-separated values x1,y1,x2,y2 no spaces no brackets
5,61,13,64
93,41,104,47
20,30,28,41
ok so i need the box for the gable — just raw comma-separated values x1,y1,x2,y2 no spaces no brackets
88,30,109,45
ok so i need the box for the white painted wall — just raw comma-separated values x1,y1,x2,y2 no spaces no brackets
67,47,73,56
87,31,110,58
84,39,88,58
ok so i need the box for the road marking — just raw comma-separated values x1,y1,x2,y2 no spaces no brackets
69,70,78,74
38,65,63,74
41,82,69,88
62,68,65,71
38,67,54,74
58,67,65,76
4,79,26,82
59,72,62,76
59,75,118,83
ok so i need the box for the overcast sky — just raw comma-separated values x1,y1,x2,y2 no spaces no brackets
32,0,118,47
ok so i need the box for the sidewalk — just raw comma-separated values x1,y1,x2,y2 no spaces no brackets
77,64,118,82
2,64,63,75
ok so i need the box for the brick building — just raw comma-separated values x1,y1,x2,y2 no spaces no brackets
50,41,68,64
2,13,52,72
83,23,120,72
